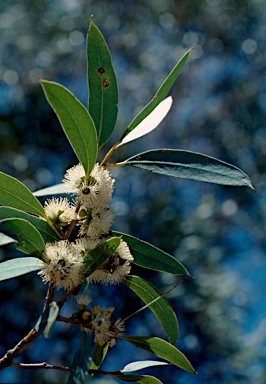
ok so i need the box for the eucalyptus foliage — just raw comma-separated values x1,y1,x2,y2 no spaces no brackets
0,21,253,383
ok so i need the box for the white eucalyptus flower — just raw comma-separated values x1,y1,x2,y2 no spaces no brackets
78,205,114,239
38,240,84,290
44,197,75,226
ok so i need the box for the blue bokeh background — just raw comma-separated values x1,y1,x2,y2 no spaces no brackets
0,1,266,383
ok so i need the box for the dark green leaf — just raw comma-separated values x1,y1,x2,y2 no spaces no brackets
120,50,190,142
124,276,179,344
0,218,45,256
0,207,59,243
138,376,163,384
41,80,97,177
87,20,118,148
122,149,254,189
67,331,93,384
114,374,163,383
122,360,168,372
0,257,41,282
33,183,66,197
90,343,108,370
84,237,121,277
112,231,190,276
122,336,196,374
34,302,59,338
0,232,16,246
0,171,45,217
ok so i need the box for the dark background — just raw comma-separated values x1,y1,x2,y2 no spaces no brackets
0,1,266,383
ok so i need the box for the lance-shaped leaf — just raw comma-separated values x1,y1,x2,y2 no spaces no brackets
41,80,98,177
122,360,168,373
83,237,121,277
0,218,45,256
124,275,178,344
115,374,163,383
120,49,190,143
0,257,41,282
90,343,108,370
0,232,16,246
34,302,59,338
112,231,190,276
33,183,66,197
67,331,93,384
122,149,254,189
0,172,45,217
87,20,118,148
0,207,59,243
118,97,173,146
121,336,196,374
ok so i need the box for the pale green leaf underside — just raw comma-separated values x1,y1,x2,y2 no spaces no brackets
112,231,189,276
124,275,179,344
34,302,59,338
122,360,168,373
67,331,93,384
87,20,118,148
33,183,66,197
0,232,17,246
122,336,196,374
84,237,121,277
0,207,59,243
0,257,41,282
120,49,190,142
0,171,45,217
0,218,45,256
41,80,98,177
123,149,254,188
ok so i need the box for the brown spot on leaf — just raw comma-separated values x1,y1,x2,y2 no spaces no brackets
98,67,105,75
102,78,110,88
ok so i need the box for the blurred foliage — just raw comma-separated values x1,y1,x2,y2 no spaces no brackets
0,0,266,383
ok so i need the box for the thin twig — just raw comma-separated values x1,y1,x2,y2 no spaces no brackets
44,282,55,311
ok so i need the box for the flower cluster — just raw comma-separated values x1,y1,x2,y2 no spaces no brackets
39,162,134,290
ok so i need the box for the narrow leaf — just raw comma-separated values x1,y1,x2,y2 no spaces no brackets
0,172,45,217
0,218,45,256
120,50,190,142
123,360,168,373
67,331,93,384
119,97,173,146
87,20,118,147
33,183,66,197
123,149,254,189
0,207,59,243
138,376,163,384
122,336,196,374
114,374,144,383
84,237,121,277
124,275,179,344
0,232,17,246
34,302,59,338
40,80,98,177
90,343,108,370
112,231,189,276
0,257,41,282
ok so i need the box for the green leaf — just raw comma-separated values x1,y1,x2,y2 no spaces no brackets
122,360,168,373
124,276,179,344
0,207,59,243
67,331,93,384
90,343,108,370
122,149,254,189
40,80,98,177
34,302,59,338
122,336,196,374
0,218,45,256
0,257,41,282
84,237,121,277
112,231,190,276
114,374,163,383
0,171,46,217
87,20,118,148
0,232,16,246
33,183,66,197
120,50,190,142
